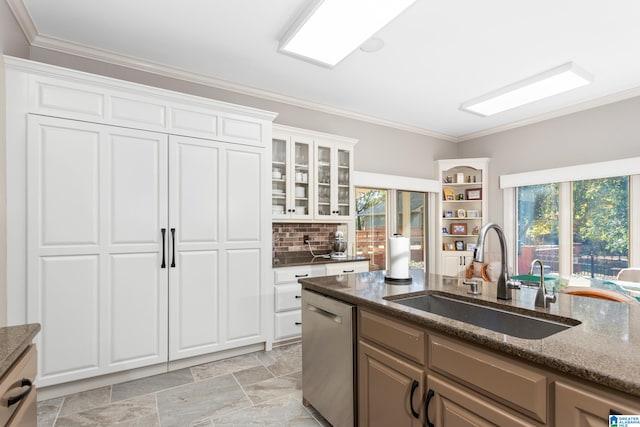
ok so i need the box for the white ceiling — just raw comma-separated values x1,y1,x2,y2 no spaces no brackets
8,0,640,141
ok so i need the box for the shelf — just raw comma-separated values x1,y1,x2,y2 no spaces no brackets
272,161,286,166
442,200,482,203
443,217,483,220
442,182,482,186
443,234,479,238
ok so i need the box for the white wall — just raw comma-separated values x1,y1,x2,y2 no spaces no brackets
458,95,640,226
0,3,30,326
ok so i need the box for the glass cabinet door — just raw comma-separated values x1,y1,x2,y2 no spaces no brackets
292,139,311,217
272,137,287,217
337,148,351,217
316,144,332,217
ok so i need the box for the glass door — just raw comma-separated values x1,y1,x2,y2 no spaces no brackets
396,191,426,270
316,144,332,217
292,139,311,218
271,137,287,218
355,188,387,270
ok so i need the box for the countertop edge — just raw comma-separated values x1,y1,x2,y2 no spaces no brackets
0,323,41,379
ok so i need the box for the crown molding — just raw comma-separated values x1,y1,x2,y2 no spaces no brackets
6,0,38,42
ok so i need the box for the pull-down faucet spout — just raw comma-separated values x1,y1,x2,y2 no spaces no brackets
473,223,518,300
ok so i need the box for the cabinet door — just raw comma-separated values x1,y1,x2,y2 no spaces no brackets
168,135,221,360
426,374,536,427
27,115,169,386
271,133,313,219
315,141,353,220
168,136,266,359
359,340,424,427
442,253,465,277
555,381,640,427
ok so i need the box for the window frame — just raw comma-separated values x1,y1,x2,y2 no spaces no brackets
501,157,640,275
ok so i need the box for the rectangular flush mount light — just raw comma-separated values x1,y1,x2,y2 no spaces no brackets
279,0,416,68
461,62,593,116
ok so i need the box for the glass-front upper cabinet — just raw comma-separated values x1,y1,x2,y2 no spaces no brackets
272,132,313,220
315,141,353,219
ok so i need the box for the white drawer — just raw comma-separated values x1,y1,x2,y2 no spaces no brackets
274,265,325,284
324,261,369,276
275,283,302,312
274,311,302,340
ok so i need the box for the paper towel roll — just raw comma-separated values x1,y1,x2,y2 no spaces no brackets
388,235,410,279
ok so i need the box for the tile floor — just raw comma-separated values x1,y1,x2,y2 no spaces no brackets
37,343,331,427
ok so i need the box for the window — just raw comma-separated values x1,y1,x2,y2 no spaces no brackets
355,188,427,272
572,177,629,278
355,188,387,270
516,184,559,275
396,191,426,270
516,178,630,279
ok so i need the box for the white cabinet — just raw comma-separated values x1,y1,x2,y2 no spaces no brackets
271,131,313,220
273,265,325,342
441,253,474,277
436,158,489,277
27,116,170,384
314,140,354,219
324,261,369,276
8,57,276,387
168,135,266,360
272,125,357,222
273,261,369,342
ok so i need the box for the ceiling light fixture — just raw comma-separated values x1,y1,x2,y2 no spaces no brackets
460,62,593,117
279,0,416,68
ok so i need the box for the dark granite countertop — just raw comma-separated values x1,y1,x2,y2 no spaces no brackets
299,270,640,398
273,251,369,268
0,323,40,379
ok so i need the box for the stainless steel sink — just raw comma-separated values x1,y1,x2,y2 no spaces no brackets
388,293,580,339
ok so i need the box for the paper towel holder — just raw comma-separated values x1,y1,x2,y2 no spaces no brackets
385,234,413,284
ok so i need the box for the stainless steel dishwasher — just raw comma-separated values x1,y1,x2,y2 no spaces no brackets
302,289,356,427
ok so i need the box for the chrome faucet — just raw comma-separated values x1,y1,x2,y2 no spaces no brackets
529,259,556,308
473,223,519,300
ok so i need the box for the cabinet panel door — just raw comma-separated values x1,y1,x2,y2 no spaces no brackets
226,148,263,241
169,136,221,360
427,374,536,427
28,116,169,386
359,340,424,427
555,381,640,427
226,249,261,340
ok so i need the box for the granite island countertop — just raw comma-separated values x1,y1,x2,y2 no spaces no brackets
299,269,640,398
0,323,40,379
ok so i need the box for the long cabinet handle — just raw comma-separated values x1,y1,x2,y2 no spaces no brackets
409,380,420,419
425,388,435,427
170,228,176,268
295,274,309,278
161,228,166,268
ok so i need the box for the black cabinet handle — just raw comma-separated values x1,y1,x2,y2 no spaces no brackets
295,274,309,278
409,380,420,419
295,322,302,325
425,388,435,427
295,295,302,299
170,228,176,268
3,378,32,407
343,269,355,273
161,228,166,268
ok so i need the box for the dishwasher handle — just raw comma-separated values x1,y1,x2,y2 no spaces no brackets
307,303,342,324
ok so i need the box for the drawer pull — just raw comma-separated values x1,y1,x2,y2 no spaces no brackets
295,322,302,325
343,269,355,273
295,295,302,299
409,380,420,419
295,274,309,278
425,388,435,427
1,378,33,407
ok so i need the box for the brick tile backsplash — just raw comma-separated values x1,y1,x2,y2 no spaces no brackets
272,223,344,252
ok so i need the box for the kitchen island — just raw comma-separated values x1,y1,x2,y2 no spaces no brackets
300,270,640,426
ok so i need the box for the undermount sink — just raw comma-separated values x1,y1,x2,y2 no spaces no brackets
388,293,580,339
